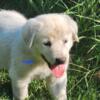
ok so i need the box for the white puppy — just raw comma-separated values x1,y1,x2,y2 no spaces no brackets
0,10,78,100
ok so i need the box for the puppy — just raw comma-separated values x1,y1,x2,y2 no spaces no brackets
0,10,78,100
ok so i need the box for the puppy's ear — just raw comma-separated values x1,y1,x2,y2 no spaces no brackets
63,14,79,42
69,18,79,42
22,19,42,48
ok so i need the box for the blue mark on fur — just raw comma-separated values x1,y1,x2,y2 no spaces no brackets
22,60,34,64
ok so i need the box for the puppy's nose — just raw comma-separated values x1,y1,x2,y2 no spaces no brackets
55,57,66,65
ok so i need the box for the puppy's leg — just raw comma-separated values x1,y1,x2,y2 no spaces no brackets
9,69,30,100
47,72,67,100
11,78,29,100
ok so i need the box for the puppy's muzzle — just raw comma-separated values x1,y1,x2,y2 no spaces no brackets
55,57,66,65
41,54,66,67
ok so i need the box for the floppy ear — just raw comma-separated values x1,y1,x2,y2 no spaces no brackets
22,19,42,48
63,14,79,42
69,18,79,42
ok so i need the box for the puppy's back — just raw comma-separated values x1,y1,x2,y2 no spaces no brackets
0,10,27,31
0,10,27,68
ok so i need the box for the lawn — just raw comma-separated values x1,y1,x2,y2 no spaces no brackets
0,0,100,100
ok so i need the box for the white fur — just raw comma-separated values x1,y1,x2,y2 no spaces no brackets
0,10,78,100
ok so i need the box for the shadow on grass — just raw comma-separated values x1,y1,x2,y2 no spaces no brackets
0,78,12,99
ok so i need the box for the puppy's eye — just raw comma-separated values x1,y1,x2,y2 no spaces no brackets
43,41,51,47
64,40,68,44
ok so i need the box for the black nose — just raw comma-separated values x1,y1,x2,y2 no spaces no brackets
55,57,66,65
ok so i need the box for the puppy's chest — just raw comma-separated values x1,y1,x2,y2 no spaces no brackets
30,64,51,79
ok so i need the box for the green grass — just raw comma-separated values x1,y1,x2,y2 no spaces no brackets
0,0,100,100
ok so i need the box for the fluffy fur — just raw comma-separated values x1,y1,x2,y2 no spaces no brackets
0,10,78,100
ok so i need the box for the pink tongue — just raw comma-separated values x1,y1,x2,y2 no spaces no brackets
50,64,65,78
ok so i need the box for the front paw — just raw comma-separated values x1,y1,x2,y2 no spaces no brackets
55,92,67,100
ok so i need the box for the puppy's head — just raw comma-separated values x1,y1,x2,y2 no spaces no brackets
22,14,78,68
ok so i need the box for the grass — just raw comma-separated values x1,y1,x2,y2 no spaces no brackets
0,0,100,100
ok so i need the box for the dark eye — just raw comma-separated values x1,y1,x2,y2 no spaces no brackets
43,41,51,47
64,40,68,44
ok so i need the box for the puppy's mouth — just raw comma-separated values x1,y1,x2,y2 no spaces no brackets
41,54,65,78
41,54,51,67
